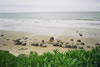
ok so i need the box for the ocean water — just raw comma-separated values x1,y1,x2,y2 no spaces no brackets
0,12,100,38
0,12,100,21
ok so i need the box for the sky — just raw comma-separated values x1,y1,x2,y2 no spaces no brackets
0,0,100,13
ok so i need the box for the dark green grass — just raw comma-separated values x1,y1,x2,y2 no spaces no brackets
0,46,100,67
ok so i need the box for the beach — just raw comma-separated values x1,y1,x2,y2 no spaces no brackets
0,12,100,56
0,29,99,56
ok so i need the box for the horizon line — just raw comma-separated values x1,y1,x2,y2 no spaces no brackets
0,11,100,13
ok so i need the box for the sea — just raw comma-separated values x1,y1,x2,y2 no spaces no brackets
0,12,100,20
0,12,100,38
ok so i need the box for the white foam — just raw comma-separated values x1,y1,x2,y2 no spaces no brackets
0,19,100,38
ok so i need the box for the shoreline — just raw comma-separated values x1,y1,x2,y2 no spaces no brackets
0,30,99,56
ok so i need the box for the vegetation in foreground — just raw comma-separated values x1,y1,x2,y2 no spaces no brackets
0,47,100,67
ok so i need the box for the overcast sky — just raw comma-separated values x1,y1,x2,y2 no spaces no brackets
0,0,100,13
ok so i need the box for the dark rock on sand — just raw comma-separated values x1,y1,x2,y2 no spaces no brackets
49,37,54,42
1,34,4,37
40,40,47,47
63,42,72,48
53,42,59,46
77,40,81,42
24,37,28,40
71,45,77,48
19,48,28,50
78,47,83,49
66,44,71,48
87,46,91,48
79,33,83,36
31,42,39,46
81,42,85,45
95,43,100,46
40,44,47,47
61,44,66,48
13,39,23,45
3,44,7,46
70,39,74,41
22,42,27,46
41,40,45,43
6,39,9,41
53,40,63,47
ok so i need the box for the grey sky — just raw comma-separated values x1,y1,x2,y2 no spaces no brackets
0,0,100,13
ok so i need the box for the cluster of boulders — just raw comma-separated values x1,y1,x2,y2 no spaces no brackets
13,37,27,46
31,40,47,47
12,36,100,49
52,38,83,49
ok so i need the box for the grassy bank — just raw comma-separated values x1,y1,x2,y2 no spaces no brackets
0,47,100,67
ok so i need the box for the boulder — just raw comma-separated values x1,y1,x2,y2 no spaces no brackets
78,47,83,49
31,42,39,46
49,37,54,42
13,39,22,45
66,44,71,48
40,44,47,47
87,46,91,48
71,45,77,48
81,42,85,45
61,44,66,48
1,34,4,37
77,40,81,42
95,43,100,46
79,33,83,36
70,39,74,41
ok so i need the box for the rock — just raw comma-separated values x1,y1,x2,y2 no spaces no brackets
49,37,54,42
79,33,83,36
41,40,45,43
2,44,7,46
24,37,28,40
53,41,63,47
64,42,71,48
78,47,83,49
58,42,63,47
22,42,26,46
87,46,91,48
40,44,47,47
53,42,59,46
61,44,66,48
40,40,47,47
13,38,27,45
71,45,77,48
70,39,74,41
19,48,28,50
1,34,4,37
31,42,39,46
14,39,22,45
66,42,69,44
81,42,85,45
6,39,9,41
57,40,61,42
71,43,74,45
66,44,71,48
77,40,81,42
95,43,100,46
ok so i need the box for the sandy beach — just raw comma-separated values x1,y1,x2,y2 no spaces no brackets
0,30,99,56
0,13,100,56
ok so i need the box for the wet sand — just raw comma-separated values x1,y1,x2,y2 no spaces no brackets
0,30,99,56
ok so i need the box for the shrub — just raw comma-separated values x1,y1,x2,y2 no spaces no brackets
0,47,100,67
